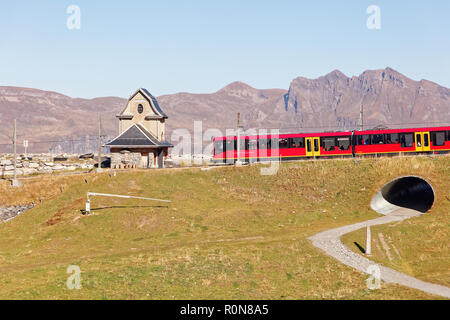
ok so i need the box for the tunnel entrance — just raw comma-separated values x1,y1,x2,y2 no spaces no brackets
371,176,435,214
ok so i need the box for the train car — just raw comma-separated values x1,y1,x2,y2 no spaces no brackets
212,126,450,163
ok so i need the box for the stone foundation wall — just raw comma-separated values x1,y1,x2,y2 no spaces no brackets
111,152,143,169
0,157,95,177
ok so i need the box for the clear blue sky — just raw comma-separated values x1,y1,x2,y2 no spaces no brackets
0,0,448,98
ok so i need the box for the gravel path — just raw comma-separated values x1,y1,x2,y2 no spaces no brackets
308,207,450,298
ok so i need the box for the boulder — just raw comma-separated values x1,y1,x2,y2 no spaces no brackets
22,168,37,175
0,160,12,166
2,169,23,176
29,162,39,168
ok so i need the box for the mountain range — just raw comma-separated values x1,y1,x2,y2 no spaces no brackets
0,67,449,153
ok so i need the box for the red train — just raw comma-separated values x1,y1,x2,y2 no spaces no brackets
212,126,450,163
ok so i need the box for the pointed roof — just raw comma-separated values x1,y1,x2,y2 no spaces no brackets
118,88,168,119
105,123,173,148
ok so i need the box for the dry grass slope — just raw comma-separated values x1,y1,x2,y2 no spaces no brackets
0,155,448,299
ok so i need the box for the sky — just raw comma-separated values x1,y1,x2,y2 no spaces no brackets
0,0,449,98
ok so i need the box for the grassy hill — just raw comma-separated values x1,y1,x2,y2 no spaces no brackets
0,156,448,299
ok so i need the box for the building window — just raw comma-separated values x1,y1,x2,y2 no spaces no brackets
138,104,144,114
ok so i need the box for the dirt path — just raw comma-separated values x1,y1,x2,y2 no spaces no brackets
308,207,450,298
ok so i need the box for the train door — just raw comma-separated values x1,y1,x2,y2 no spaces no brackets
415,132,431,152
305,137,321,157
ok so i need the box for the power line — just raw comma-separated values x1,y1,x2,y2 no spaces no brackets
0,121,447,146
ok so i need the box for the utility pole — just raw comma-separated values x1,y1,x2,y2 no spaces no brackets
13,119,17,180
23,140,28,159
11,119,20,187
359,104,364,131
97,113,103,173
236,113,243,165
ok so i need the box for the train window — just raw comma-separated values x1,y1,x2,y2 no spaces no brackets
424,133,429,147
290,137,304,148
306,139,311,153
248,139,258,150
259,139,269,150
225,139,235,151
237,139,245,150
270,138,279,149
447,131,450,141
371,134,384,144
385,133,399,144
399,133,414,147
322,137,336,151
214,140,224,155
314,139,319,152
358,134,371,145
431,132,445,146
279,138,289,149
337,137,350,150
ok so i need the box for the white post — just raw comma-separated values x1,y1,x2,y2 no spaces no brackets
366,225,372,256
85,199,91,215
24,140,28,159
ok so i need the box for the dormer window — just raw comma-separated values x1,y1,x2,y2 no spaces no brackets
137,104,144,114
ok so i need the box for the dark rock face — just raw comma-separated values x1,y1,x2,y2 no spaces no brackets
282,67,450,132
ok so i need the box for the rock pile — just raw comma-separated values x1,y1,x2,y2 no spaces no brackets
0,156,95,178
0,204,34,222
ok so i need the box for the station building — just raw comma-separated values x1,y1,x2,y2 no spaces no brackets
106,88,173,169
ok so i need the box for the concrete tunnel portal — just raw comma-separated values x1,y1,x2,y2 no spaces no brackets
371,176,435,215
